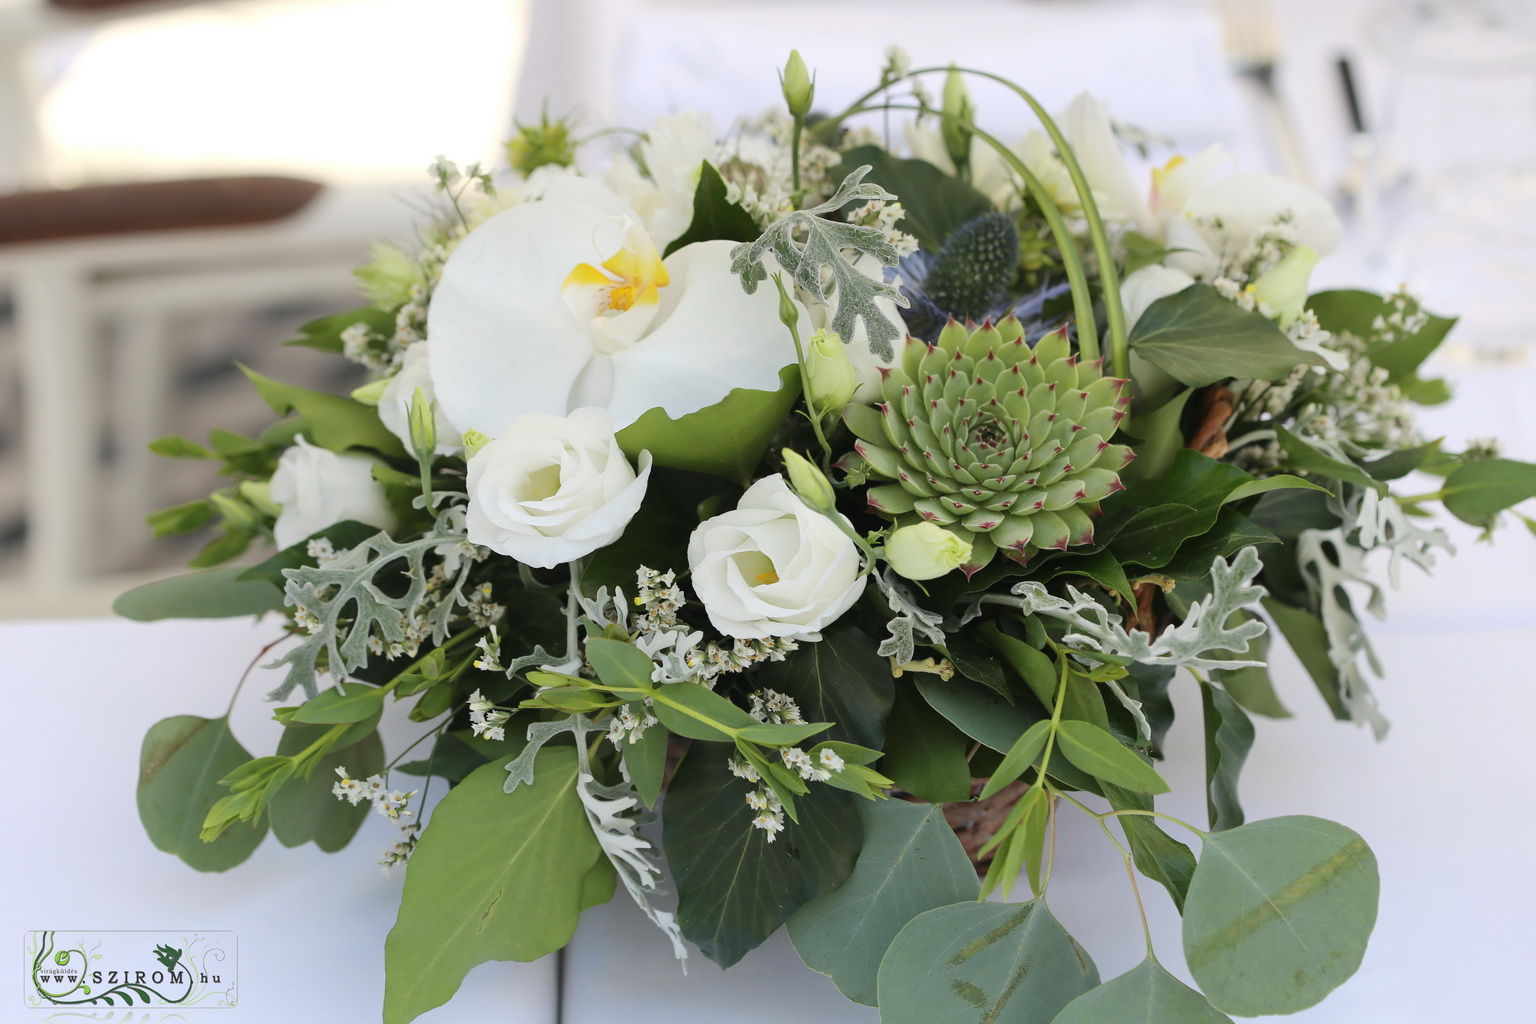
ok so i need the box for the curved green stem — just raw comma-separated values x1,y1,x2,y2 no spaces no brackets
850,101,1099,363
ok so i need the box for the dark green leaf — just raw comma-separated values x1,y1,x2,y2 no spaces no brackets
115,569,283,621
837,145,995,252
1262,598,1347,719
978,720,1051,800
1200,682,1254,831
1100,781,1197,913
980,623,1056,708
1440,457,1536,528
1055,720,1170,794
188,528,253,569
1184,816,1379,1016
616,365,799,484
1307,288,1455,383
663,161,762,257
1361,439,1443,481
1108,450,1256,568
241,364,404,457
877,899,1099,1024
270,729,382,851
788,801,978,1006
137,716,266,872
1274,426,1386,493
880,686,973,803
1222,474,1331,503
1209,627,1291,718
383,752,600,1024
663,744,861,967
1154,507,1279,582
944,630,1012,699
1129,284,1315,387
1120,388,1193,487
752,624,895,749
624,719,667,810
1053,957,1234,1023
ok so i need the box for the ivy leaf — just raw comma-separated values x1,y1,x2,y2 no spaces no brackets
383,752,600,1024
876,899,1099,1024
1129,284,1320,386
730,166,908,361
1183,816,1379,1016
662,744,861,967
137,716,266,872
787,801,978,1006
240,363,404,457
1053,957,1234,1023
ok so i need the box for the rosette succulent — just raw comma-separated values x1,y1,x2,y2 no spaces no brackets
844,317,1133,575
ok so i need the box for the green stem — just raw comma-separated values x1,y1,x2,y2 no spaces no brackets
1033,649,1072,785
791,116,804,195
226,632,298,717
847,101,1100,364
772,272,834,460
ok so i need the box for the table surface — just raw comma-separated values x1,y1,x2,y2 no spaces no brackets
8,1,1536,1022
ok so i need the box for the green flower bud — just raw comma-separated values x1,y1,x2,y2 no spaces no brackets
408,387,437,463
804,328,858,414
350,377,390,406
1251,245,1320,328
782,449,836,512
941,66,975,171
505,109,577,174
780,50,815,119
238,480,281,519
886,522,973,581
461,429,492,460
772,272,800,330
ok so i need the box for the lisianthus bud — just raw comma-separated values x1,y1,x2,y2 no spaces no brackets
773,273,800,330
1251,245,1320,328
209,489,263,534
461,429,491,460
408,387,438,462
941,67,975,170
782,449,835,511
804,328,858,413
505,110,576,174
780,50,815,119
886,522,973,581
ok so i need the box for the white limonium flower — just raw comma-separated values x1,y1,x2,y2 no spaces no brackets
465,407,652,569
269,436,396,550
687,474,866,640
427,176,800,437
378,343,460,455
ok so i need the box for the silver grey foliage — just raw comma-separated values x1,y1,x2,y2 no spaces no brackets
729,166,910,361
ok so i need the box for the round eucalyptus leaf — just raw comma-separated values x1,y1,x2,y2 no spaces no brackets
1183,815,1378,1016
1052,957,1233,1023
877,899,1098,1023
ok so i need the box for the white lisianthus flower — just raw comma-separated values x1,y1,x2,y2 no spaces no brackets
687,475,866,640
378,343,460,455
269,437,396,549
465,407,651,569
427,176,799,438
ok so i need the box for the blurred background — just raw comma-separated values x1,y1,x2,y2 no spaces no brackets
2,0,1533,616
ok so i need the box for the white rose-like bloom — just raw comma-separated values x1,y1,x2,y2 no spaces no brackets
378,343,460,455
688,475,866,640
465,407,651,569
269,436,397,549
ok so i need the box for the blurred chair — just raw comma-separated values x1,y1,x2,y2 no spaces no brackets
0,0,528,611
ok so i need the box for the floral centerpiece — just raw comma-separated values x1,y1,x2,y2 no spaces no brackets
120,51,1536,1024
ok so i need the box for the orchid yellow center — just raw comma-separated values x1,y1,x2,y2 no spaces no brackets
561,218,670,343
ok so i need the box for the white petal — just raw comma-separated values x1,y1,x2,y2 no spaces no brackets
1065,93,1154,236
1182,173,1343,261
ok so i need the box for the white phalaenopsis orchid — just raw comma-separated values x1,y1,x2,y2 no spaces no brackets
1065,93,1341,279
427,177,797,438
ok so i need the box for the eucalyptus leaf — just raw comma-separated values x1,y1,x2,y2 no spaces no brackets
269,729,382,851
285,307,396,354
1129,284,1314,386
383,752,600,1024
1099,781,1197,913
663,744,861,967
788,801,979,1006
978,720,1052,800
291,682,388,725
137,716,266,872
1183,815,1379,1016
876,899,1099,1024
1052,957,1234,1024
114,569,283,622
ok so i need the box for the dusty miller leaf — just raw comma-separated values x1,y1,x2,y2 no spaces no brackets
730,166,909,361
266,508,478,701
873,568,947,663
